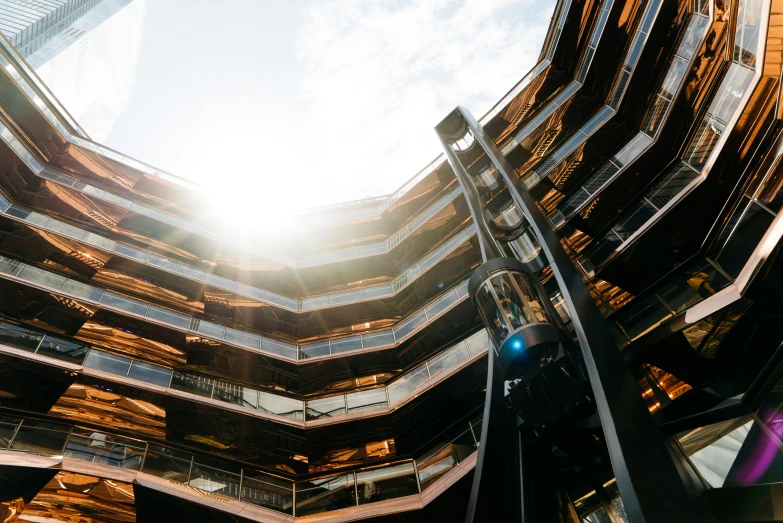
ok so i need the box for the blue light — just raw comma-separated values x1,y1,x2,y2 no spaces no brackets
512,340,522,350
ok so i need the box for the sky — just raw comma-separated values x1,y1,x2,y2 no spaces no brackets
99,0,556,226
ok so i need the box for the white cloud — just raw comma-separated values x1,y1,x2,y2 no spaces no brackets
293,0,555,204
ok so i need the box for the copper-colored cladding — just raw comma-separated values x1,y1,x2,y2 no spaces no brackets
49,384,166,439
646,364,692,401
75,323,186,367
309,439,396,473
0,497,24,523
23,472,135,523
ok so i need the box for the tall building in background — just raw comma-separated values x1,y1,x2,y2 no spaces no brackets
0,0,103,57
0,1,782,522
0,0,147,141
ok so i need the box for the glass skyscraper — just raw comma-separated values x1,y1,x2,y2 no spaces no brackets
0,0,782,522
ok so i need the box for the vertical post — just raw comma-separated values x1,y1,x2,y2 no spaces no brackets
33,334,45,353
140,442,149,471
292,478,297,517
60,425,74,457
187,455,194,486
5,419,21,450
353,471,359,506
468,420,478,447
238,469,244,502
412,459,423,494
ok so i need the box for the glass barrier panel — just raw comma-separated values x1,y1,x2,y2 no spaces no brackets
127,360,172,387
189,457,241,499
306,396,346,420
425,291,458,321
387,364,430,405
146,253,178,272
355,462,418,505
360,330,395,350
465,330,489,355
206,273,237,292
83,232,117,252
142,444,192,483
114,243,148,262
212,382,257,408
265,293,298,310
64,428,146,470
330,336,363,355
176,264,207,282
301,296,330,311
37,336,89,363
0,322,42,352
262,339,298,359
330,290,362,305
0,255,23,276
416,427,477,490
300,341,330,359
18,265,66,291
393,309,427,342
241,471,294,515
676,416,773,488
224,327,262,351
616,295,671,341
346,388,388,414
146,306,190,329
170,372,214,399
361,285,394,300
83,349,132,376
100,292,149,317
9,420,70,455
295,474,356,516
258,391,304,420
61,279,104,303
427,343,471,380
195,320,225,339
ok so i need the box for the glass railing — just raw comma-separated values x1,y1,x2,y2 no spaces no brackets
522,0,667,190
589,0,766,265
0,188,474,313
0,410,482,517
0,0,572,235
0,315,489,425
480,0,572,125
0,244,475,362
0,119,468,270
611,260,732,345
559,9,712,218
500,0,614,156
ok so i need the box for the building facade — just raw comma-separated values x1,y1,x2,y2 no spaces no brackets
0,0,781,522
0,0,105,58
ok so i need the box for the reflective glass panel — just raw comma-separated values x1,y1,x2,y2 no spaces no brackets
127,360,172,387
0,322,42,352
142,444,192,483
355,463,418,504
427,343,471,379
306,396,346,419
387,364,429,405
64,427,146,470
295,474,356,515
346,388,388,414
258,391,304,420
83,349,132,376
241,471,294,514
37,336,88,363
